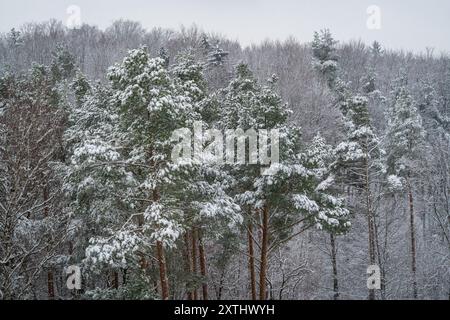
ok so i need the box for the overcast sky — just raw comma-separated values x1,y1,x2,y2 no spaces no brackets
1,0,449,53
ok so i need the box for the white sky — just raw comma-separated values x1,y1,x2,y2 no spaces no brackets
1,0,449,53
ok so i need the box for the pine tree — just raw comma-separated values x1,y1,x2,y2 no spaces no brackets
107,47,197,299
385,78,426,299
220,64,350,300
51,45,77,81
64,48,194,299
170,53,241,300
312,29,339,86
312,30,386,299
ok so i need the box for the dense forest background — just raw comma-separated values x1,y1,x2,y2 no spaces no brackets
0,20,449,300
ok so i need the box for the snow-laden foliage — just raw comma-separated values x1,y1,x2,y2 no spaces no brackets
385,79,426,177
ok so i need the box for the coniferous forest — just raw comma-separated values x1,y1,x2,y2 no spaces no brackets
0,20,449,300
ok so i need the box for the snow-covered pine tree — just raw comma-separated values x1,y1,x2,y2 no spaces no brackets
312,29,339,87
312,30,386,300
72,70,92,107
51,45,77,81
169,52,241,300
385,77,426,299
219,63,350,300
333,94,387,300
63,48,190,299
199,34,231,90
107,47,198,299
304,133,352,299
63,76,135,298
417,81,449,135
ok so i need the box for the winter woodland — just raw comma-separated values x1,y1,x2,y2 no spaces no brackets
0,20,449,300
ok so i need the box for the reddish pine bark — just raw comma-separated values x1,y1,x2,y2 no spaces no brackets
47,271,55,299
191,228,198,300
153,189,169,300
156,240,169,300
259,203,269,300
112,271,119,289
183,232,193,300
198,229,208,300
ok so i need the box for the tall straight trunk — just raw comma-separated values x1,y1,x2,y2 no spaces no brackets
191,228,198,300
373,225,385,300
43,184,55,300
247,214,257,300
364,158,376,300
123,269,127,286
373,213,386,300
216,271,225,300
150,259,159,296
137,212,148,271
112,271,119,289
47,271,55,299
156,241,169,300
407,178,418,299
197,229,208,300
330,234,340,300
183,232,193,300
259,203,269,300
153,189,169,300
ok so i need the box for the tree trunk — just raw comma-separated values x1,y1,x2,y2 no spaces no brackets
47,271,55,300
156,240,169,300
407,178,418,299
183,232,193,300
198,229,208,300
43,184,55,300
150,260,159,296
216,271,225,300
365,158,376,300
259,203,269,300
191,228,198,300
153,189,169,300
374,212,386,300
247,215,257,300
330,234,340,300
112,271,119,289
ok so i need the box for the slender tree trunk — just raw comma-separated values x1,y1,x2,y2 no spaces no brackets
156,240,169,300
247,214,257,300
259,203,269,300
198,229,208,300
150,259,159,296
137,212,148,271
112,271,119,289
123,269,127,286
191,228,198,300
217,271,225,300
153,189,169,300
330,233,340,300
364,158,376,300
47,271,55,299
183,232,193,300
407,178,418,299
373,213,386,300
43,184,55,300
